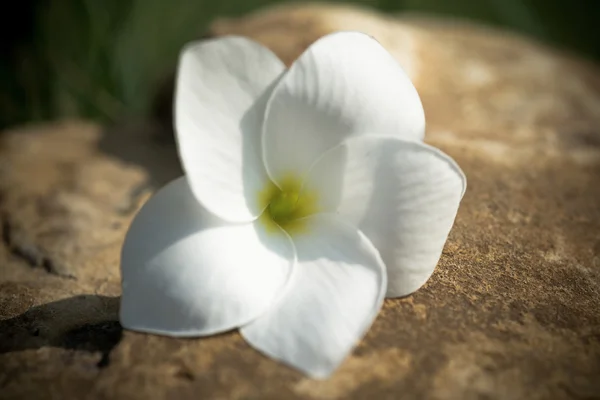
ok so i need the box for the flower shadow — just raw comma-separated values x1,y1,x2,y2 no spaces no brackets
0,295,122,368
97,119,182,190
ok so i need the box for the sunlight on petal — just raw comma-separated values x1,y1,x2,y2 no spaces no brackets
303,136,465,297
120,177,295,336
175,36,285,222
262,31,425,186
242,214,386,379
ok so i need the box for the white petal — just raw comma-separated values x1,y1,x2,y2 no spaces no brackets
120,177,294,336
175,36,285,222
262,31,425,185
304,136,466,298
241,214,386,379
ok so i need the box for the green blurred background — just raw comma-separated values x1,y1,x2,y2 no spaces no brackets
1,0,599,130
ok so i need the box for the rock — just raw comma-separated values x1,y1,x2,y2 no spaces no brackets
1,3,600,399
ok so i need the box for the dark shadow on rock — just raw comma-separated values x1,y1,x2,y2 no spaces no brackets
150,72,176,133
0,295,122,368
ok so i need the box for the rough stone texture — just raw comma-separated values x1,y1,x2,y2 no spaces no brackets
1,3,600,399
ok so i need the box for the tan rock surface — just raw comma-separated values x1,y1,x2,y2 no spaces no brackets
1,3,600,399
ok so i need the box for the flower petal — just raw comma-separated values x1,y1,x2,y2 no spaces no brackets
241,214,386,379
262,31,425,185
175,36,285,222
120,177,294,336
303,136,466,298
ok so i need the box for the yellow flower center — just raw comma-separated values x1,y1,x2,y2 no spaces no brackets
268,191,301,224
258,175,318,235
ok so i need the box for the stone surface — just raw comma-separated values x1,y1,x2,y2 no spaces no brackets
1,3,600,399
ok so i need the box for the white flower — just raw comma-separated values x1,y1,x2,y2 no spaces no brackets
119,32,466,379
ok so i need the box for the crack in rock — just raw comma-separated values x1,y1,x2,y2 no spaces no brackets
1,214,75,279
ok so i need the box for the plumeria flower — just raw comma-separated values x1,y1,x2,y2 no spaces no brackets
120,31,466,379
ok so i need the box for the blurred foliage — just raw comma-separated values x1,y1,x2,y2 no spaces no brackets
1,0,599,129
